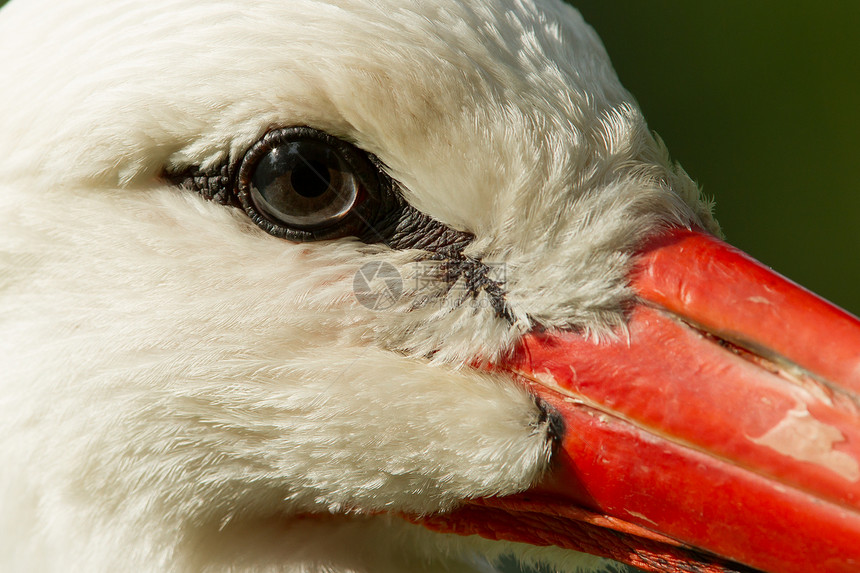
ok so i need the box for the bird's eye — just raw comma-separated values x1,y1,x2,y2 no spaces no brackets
237,127,383,241
250,140,358,229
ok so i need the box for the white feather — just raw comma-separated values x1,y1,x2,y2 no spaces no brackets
0,0,715,571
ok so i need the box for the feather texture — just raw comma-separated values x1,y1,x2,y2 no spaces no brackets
0,0,714,571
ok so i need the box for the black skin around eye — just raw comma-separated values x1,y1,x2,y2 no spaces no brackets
161,126,511,320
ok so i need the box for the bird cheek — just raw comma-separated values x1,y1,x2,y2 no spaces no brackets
248,355,554,515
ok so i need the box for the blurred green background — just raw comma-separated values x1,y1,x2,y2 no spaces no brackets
572,1,860,315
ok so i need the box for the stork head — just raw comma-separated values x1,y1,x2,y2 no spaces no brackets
1,1,858,572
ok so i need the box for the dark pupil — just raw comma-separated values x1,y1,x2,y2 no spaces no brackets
248,139,360,230
291,160,330,198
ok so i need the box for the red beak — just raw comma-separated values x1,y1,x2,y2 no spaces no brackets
419,228,860,573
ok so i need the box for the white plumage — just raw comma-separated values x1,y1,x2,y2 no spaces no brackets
0,1,722,571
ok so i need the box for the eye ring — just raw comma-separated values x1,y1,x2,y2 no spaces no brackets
236,127,383,241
